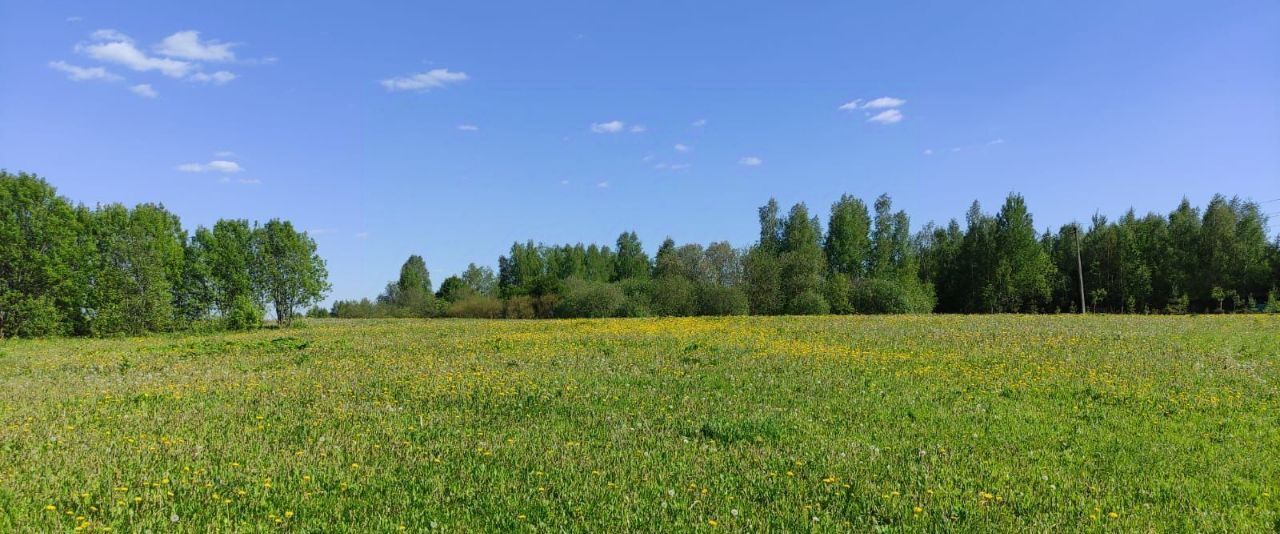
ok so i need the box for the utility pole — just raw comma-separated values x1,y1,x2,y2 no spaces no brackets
1075,222,1086,314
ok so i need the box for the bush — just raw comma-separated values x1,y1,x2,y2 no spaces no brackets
824,274,854,314
697,284,749,316
1266,288,1280,314
503,295,537,319
448,295,504,318
555,279,625,318
651,276,698,316
305,305,330,318
849,278,935,314
224,295,262,331
617,278,653,317
788,289,829,315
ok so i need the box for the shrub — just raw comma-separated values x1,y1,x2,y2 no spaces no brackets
448,295,504,318
503,295,537,319
224,295,262,331
696,284,749,316
788,289,830,315
849,278,934,314
651,276,698,316
617,278,653,317
824,274,854,315
305,305,330,318
555,279,625,318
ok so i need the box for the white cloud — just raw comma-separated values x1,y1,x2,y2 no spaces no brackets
596,181,609,188
867,109,903,124
988,138,1005,145
177,160,242,173
90,29,133,42
457,124,480,131
923,149,934,156
629,124,647,133
863,96,906,109
154,31,236,62
188,70,237,84
559,179,570,185
354,232,370,239
66,16,83,23
691,118,707,127
49,60,120,81
380,68,468,92
674,143,690,152
590,120,625,133
739,156,763,166
837,99,861,111
78,30,193,78
130,84,158,98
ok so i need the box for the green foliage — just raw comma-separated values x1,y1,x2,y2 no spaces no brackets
305,305,330,319
696,284,749,316
554,278,626,318
253,220,330,326
447,295,504,318
224,294,263,331
612,231,651,281
849,277,935,314
617,277,654,317
1265,288,1280,314
787,289,829,315
503,295,537,319
651,275,698,317
825,194,872,279
0,172,89,338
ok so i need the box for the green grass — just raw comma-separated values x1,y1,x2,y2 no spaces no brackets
1,315,1278,531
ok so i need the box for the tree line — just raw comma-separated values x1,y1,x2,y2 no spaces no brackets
0,171,330,338
332,192,1280,319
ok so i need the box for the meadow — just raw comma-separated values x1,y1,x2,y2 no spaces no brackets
1,316,1277,531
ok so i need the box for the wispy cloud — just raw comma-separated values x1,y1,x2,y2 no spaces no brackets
66,16,83,23
674,143,690,152
629,124,647,133
457,124,480,132
380,68,468,92
154,30,236,62
739,156,763,166
177,160,242,173
48,60,120,81
655,162,691,171
77,29,193,78
596,181,610,188
591,120,625,133
691,118,707,127
187,70,236,84
840,95,907,124
863,96,906,109
129,83,158,98
354,232,370,239
237,178,261,185
867,109,903,124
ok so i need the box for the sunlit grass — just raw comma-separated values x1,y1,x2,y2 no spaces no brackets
1,315,1278,530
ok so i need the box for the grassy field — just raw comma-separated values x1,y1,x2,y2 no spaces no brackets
1,316,1278,531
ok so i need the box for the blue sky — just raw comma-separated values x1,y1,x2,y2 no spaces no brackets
2,1,1277,304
